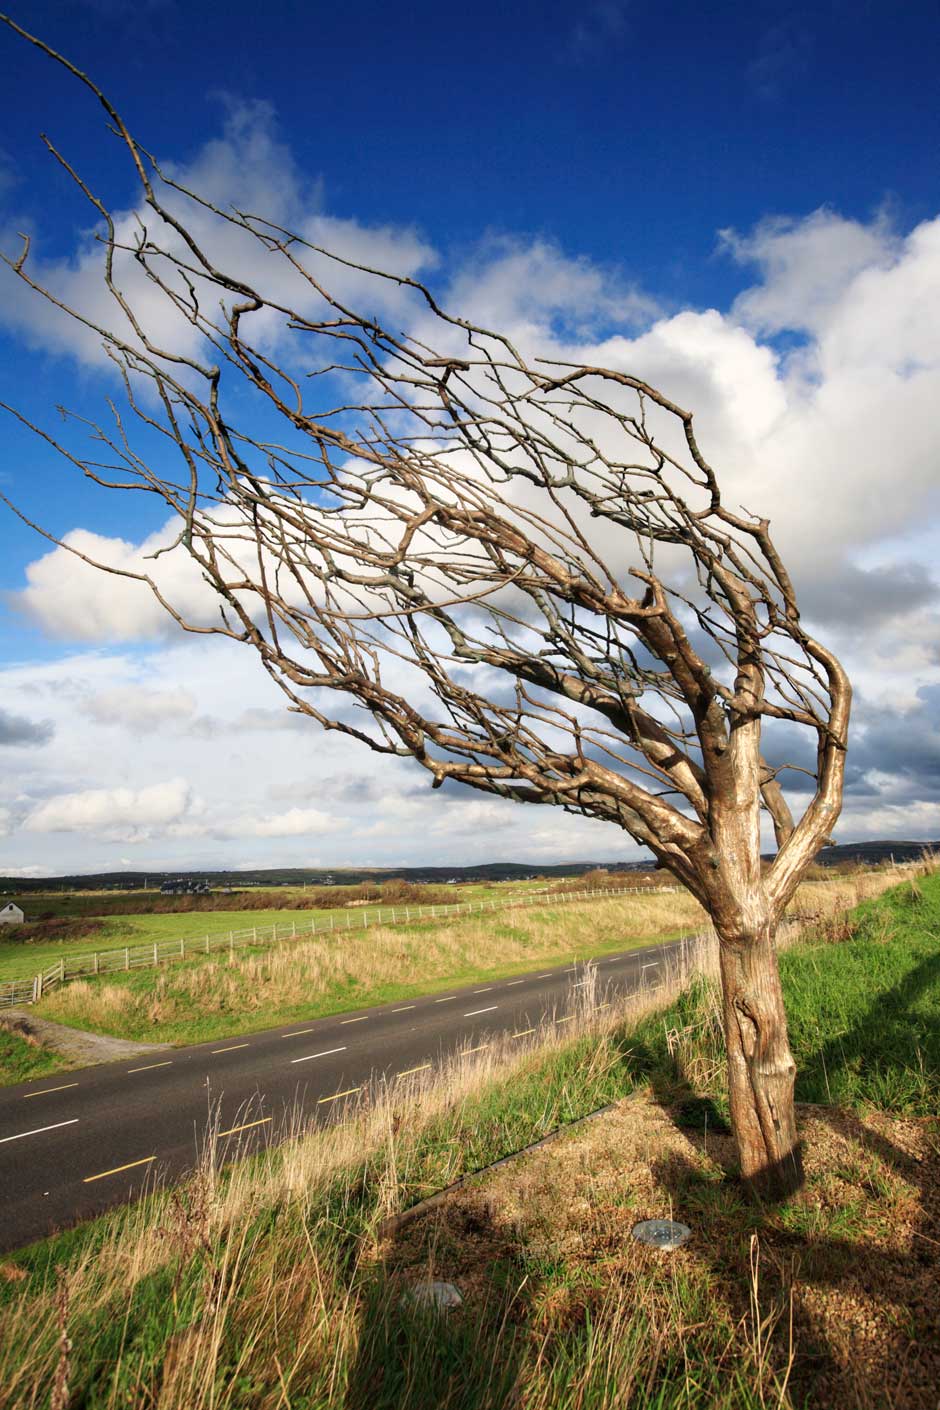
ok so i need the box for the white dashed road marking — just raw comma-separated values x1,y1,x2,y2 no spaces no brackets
0,1119,79,1145
463,1006,498,1017
291,1046,346,1065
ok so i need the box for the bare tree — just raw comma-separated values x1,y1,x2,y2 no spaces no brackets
0,18,850,1197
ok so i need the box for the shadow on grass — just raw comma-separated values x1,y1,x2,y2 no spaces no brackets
345,1199,531,1410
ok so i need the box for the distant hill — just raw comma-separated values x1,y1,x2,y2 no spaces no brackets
0,858,653,893
811,839,939,867
3,842,935,893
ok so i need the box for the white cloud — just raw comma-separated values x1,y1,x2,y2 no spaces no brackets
81,685,197,728
24,778,193,834
0,100,437,375
721,208,898,338
14,524,217,641
234,807,336,838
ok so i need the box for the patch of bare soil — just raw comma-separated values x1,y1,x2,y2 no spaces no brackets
379,1097,940,1410
0,1009,171,1067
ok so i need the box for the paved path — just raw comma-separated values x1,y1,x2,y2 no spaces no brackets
0,936,691,1252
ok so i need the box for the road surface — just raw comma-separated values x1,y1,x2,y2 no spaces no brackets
0,935,690,1252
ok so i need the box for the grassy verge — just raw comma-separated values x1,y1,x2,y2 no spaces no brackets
0,1019,79,1086
2,869,938,1408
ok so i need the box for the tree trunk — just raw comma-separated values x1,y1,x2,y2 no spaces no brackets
716,923,803,1199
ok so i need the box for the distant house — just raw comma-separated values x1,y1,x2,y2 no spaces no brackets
0,902,24,926
160,879,211,896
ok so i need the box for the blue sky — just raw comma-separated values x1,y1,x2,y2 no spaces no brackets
1,0,938,875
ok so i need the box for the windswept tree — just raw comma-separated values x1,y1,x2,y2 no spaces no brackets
1,19,850,1196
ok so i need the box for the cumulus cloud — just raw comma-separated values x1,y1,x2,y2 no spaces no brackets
0,707,53,747
14,524,217,641
80,685,197,728
233,807,336,838
24,778,193,835
0,99,436,374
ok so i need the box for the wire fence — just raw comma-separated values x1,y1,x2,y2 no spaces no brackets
0,884,679,1010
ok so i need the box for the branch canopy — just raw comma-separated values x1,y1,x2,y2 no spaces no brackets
0,14,850,917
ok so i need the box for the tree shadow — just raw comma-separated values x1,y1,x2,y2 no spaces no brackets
344,1193,532,1410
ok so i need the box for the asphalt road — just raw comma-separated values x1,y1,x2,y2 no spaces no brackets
0,935,691,1252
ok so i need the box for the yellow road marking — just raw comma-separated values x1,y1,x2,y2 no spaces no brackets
218,1117,271,1138
281,1029,316,1038
340,1016,368,1025
83,1155,155,1184
461,1043,490,1055
22,1083,79,1099
127,1061,172,1074
512,1028,535,1039
211,1044,250,1054
318,1086,362,1105
396,1063,431,1078
596,1003,610,1010
506,979,525,986
555,1015,575,1024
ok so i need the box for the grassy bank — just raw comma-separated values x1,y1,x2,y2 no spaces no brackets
2,869,938,1408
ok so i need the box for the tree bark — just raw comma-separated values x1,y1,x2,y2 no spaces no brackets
716,923,803,1199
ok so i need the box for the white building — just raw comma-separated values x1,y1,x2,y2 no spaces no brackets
0,903,24,925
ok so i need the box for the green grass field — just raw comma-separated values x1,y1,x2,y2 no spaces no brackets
0,881,538,977
1,871,938,1409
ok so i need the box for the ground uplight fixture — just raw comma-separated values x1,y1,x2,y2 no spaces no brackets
402,1280,463,1313
631,1219,692,1250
